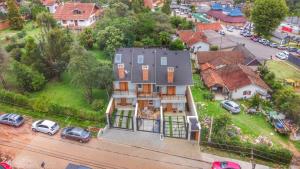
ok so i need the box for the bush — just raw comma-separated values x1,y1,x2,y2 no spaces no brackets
210,45,219,51
5,41,26,52
0,89,30,107
91,99,104,111
17,31,26,39
10,47,22,61
203,92,214,100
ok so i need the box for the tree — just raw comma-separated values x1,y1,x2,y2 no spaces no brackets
251,0,288,37
6,0,24,30
249,94,262,110
0,48,7,89
243,0,251,18
161,0,171,15
68,45,99,103
190,5,196,13
141,37,156,47
79,28,95,49
29,0,47,19
169,39,184,50
213,114,232,137
131,0,144,13
159,31,171,46
12,61,45,92
97,26,124,57
36,12,57,34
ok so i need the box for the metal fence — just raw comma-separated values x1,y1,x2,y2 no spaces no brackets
109,114,134,130
163,117,187,139
136,118,160,133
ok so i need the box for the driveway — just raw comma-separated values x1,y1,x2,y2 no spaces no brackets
224,29,281,62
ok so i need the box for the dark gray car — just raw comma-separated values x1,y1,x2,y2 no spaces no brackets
61,127,91,143
0,113,24,127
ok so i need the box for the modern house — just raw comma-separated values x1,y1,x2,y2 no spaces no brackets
197,50,268,100
53,2,102,29
206,3,246,26
41,0,58,13
106,48,200,142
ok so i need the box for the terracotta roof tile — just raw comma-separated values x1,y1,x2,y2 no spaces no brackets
54,2,102,20
196,22,222,32
197,51,245,67
41,0,56,6
206,10,246,23
200,63,215,71
201,69,224,87
177,30,207,47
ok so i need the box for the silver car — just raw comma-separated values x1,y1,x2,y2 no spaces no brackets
0,113,24,127
32,120,60,135
221,100,241,114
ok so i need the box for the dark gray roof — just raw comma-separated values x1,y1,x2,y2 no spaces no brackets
113,48,193,85
232,45,262,65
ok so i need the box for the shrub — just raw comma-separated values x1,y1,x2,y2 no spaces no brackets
91,99,104,111
0,89,30,107
203,92,214,100
17,31,26,39
210,45,219,51
10,47,22,61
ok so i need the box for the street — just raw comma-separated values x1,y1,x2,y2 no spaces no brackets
225,29,281,62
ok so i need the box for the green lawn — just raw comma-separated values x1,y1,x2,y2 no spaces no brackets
28,73,109,112
266,60,300,80
191,74,290,148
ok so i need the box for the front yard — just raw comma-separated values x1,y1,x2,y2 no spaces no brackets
191,74,296,150
266,60,300,80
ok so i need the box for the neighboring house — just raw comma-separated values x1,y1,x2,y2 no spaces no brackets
196,22,222,32
177,30,209,53
144,0,163,11
106,48,200,142
53,2,102,29
200,64,270,99
206,3,246,26
203,30,238,50
41,0,59,13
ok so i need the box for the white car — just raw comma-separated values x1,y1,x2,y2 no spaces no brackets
32,120,60,135
275,52,288,60
221,100,241,114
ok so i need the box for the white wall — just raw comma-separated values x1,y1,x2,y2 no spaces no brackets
230,84,268,100
58,14,97,28
191,42,210,52
47,4,58,13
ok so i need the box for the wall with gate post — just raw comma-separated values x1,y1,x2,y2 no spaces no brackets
133,103,138,132
160,106,163,134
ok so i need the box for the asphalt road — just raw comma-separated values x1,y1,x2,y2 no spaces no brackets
225,30,281,62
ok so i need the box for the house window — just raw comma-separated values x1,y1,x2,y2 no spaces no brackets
62,20,66,24
137,84,142,88
243,91,251,95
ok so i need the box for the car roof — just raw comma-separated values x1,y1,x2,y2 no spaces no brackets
5,113,21,120
41,120,56,127
226,101,239,107
70,127,85,133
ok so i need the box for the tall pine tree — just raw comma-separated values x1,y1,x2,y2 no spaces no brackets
6,0,24,30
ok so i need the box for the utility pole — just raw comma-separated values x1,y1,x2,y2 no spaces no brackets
208,116,213,143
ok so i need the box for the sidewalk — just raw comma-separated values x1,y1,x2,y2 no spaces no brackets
100,129,270,169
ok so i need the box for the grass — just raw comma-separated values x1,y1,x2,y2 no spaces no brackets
126,110,132,129
191,74,291,149
118,110,124,127
266,60,300,80
29,73,109,112
88,47,111,64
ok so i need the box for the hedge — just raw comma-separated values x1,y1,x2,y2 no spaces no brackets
0,89,105,122
201,138,293,165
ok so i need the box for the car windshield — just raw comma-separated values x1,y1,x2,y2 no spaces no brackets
51,123,57,130
15,116,23,122
220,162,228,168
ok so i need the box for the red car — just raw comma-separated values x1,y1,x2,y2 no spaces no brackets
211,161,241,169
0,162,12,169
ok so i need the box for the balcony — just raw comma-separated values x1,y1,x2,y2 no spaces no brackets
137,92,160,100
161,95,187,103
112,90,136,98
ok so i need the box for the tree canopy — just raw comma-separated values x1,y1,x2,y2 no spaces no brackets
6,0,24,30
251,0,288,37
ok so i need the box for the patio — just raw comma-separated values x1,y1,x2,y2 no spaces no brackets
111,109,134,130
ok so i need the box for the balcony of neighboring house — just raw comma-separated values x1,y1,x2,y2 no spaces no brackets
137,92,160,100
112,89,136,98
161,94,187,103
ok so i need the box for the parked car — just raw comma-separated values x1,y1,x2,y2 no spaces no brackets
244,32,252,37
0,162,12,169
61,127,91,143
65,163,92,169
0,113,24,127
219,30,225,35
258,38,266,44
275,52,288,60
287,47,298,52
211,161,241,169
269,43,278,48
220,100,241,114
282,50,290,56
239,30,245,35
31,120,60,136
278,45,287,50
297,49,300,55
227,27,233,32
263,40,270,46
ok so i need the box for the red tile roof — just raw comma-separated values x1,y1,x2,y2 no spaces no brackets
41,0,56,6
217,64,269,91
144,0,153,9
177,30,207,47
206,10,246,23
196,22,222,32
201,68,224,88
54,2,102,20
197,51,245,67
200,63,215,71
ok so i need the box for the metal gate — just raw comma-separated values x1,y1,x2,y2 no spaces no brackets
163,116,187,139
109,114,134,130
136,118,160,133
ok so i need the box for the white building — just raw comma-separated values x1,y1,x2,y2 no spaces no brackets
41,0,58,13
53,2,102,29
